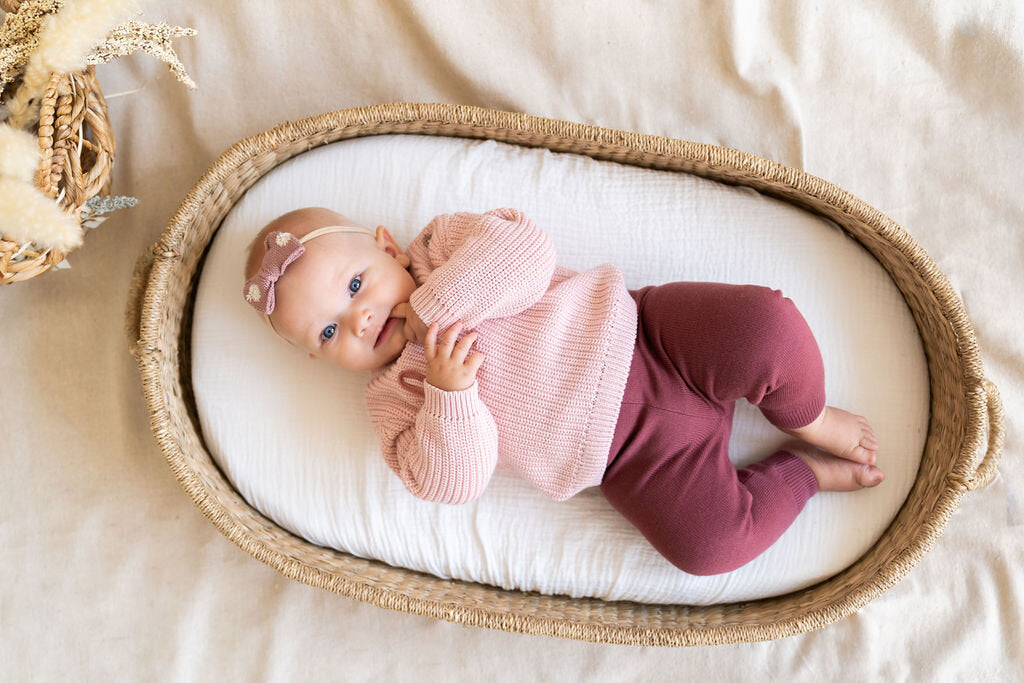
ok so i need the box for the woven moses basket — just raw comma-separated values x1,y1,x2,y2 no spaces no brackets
126,103,1004,647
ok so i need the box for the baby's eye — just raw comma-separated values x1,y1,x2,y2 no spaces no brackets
321,323,337,343
349,274,362,296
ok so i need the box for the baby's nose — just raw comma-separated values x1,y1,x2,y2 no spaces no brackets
352,307,373,336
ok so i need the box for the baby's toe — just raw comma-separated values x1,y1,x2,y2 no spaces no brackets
847,444,876,465
855,464,885,488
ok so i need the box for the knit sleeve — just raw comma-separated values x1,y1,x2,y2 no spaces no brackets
408,208,557,330
381,381,499,505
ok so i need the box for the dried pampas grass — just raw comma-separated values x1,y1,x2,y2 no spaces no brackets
0,121,36,179
0,179,81,251
6,0,139,129
0,123,82,250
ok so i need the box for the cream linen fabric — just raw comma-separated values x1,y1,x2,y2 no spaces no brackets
2,1,1020,679
191,133,926,605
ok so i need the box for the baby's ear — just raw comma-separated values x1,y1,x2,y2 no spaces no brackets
378,225,411,268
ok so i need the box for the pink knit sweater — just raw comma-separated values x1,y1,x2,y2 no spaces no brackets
365,208,638,504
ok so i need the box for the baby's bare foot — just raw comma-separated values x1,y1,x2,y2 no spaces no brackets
782,440,885,492
781,406,879,465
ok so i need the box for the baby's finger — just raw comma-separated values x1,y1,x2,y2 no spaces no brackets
440,321,463,353
451,331,477,362
424,321,439,358
467,351,485,371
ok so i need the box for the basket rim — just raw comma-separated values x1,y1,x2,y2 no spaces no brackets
131,101,999,646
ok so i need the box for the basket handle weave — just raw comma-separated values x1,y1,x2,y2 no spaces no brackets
125,245,157,360
963,377,1004,491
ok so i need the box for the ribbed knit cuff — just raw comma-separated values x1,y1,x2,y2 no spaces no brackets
409,286,461,331
760,396,826,431
771,450,820,506
422,380,483,419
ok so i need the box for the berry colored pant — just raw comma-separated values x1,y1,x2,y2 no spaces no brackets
601,282,825,576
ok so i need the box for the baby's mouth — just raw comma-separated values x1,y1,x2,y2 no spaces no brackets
374,317,398,348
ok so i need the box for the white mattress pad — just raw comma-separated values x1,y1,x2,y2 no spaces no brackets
192,134,928,605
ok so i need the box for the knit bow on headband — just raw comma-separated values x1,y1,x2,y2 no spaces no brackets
244,231,305,314
243,225,375,320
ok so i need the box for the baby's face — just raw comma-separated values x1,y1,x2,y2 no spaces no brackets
269,227,418,371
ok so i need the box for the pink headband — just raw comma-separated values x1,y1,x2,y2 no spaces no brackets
243,224,375,338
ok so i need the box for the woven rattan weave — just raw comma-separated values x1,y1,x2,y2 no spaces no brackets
125,103,1004,646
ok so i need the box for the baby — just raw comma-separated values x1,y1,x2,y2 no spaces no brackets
243,206,884,576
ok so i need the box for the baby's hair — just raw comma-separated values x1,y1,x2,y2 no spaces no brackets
243,207,372,282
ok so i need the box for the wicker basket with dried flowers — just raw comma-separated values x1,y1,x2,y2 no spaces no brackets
0,0,196,285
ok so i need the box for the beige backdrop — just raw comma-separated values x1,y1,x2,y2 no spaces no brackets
2,1,1021,679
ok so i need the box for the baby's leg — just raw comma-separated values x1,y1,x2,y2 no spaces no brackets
602,416,820,576
642,281,878,465
639,282,825,425
604,283,883,575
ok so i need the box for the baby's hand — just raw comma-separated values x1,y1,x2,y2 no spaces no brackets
424,321,484,392
392,302,430,344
